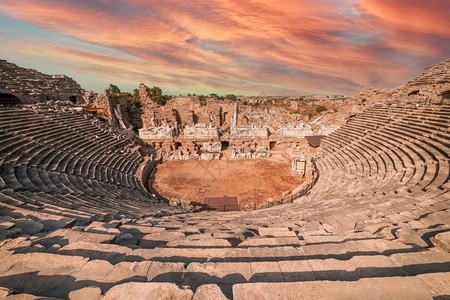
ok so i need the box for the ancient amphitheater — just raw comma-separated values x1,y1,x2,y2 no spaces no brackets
0,59,449,299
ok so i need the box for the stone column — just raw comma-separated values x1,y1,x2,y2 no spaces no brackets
232,102,238,128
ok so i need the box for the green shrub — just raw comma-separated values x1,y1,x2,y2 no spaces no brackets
316,106,327,113
226,94,237,101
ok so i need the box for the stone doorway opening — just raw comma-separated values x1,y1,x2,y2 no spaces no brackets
0,92,21,106
442,90,450,101
221,141,229,150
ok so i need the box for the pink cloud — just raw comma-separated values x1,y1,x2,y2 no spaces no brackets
0,0,448,95
357,0,450,38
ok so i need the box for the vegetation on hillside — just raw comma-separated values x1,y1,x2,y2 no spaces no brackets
316,105,327,113
106,83,172,107
146,86,171,106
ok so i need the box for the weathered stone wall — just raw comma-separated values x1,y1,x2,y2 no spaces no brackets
139,126,176,140
231,126,269,138
139,84,235,131
133,59,450,161
277,123,314,137
201,142,222,153
318,125,339,136
0,59,84,104
91,91,133,129
184,124,220,139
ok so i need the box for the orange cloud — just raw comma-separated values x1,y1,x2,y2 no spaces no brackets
357,0,450,38
355,0,450,58
0,0,448,95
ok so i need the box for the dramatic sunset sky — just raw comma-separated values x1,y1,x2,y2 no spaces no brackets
0,0,449,96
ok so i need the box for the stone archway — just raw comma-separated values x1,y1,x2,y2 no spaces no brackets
0,92,21,106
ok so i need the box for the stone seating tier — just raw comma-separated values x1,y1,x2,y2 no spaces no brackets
0,109,182,219
0,102,449,298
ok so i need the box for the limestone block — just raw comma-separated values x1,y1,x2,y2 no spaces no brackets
0,227,22,239
167,238,232,247
139,231,186,248
0,221,15,232
0,287,11,298
239,237,301,247
186,233,213,240
114,233,138,246
103,282,193,300
258,227,296,237
42,229,115,244
103,261,152,282
193,284,228,300
72,259,114,281
119,224,165,237
232,277,434,299
146,261,186,282
396,225,428,247
41,217,77,231
68,287,101,300
14,219,44,235
431,232,450,252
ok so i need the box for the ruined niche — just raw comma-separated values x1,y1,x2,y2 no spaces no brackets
0,89,21,105
91,90,132,129
69,96,77,104
222,111,228,126
221,141,230,150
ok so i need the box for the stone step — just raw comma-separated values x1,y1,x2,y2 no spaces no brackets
232,277,437,299
258,227,297,237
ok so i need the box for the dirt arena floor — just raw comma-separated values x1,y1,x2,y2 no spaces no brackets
152,156,304,204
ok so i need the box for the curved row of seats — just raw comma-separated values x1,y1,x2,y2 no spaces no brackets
1,188,449,299
0,109,181,221
319,102,449,199
0,102,449,299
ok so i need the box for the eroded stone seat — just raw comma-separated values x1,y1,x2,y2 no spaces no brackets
1,95,449,298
